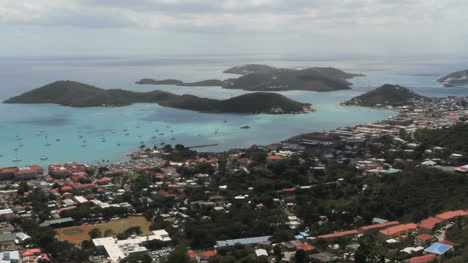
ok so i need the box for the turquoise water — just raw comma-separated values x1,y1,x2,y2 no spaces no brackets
0,55,467,167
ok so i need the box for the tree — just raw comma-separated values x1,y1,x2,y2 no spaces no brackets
121,253,153,263
88,228,102,239
17,181,29,195
166,246,189,263
294,249,307,263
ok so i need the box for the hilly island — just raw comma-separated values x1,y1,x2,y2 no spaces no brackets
4,80,312,114
136,64,364,92
343,84,428,107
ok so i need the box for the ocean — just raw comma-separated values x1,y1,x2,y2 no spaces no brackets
0,54,467,167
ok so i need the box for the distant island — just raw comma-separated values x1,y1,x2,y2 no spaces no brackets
137,64,364,92
223,64,282,75
343,84,428,107
136,78,224,87
437,69,468,87
4,80,313,114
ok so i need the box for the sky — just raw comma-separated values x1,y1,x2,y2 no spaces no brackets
0,0,467,57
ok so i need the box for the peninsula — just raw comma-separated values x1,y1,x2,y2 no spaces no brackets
343,84,428,107
438,69,468,87
4,80,312,114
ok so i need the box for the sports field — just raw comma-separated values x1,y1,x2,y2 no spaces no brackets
56,216,153,245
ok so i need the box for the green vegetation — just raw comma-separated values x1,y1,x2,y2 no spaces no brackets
4,80,312,114
344,84,427,106
224,67,360,92
136,78,224,87
415,123,468,155
223,64,280,75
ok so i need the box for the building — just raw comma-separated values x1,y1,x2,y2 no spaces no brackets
378,223,418,239
0,250,20,263
216,236,271,248
317,230,359,241
405,254,437,263
266,155,284,165
359,221,400,234
414,234,434,247
93,230,171,263
424,242,453,256
418,217,442,233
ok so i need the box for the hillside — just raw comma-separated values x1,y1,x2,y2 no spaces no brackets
437,69,468,87
223,64,280,75
4,80,312,114
343,84,427,107
136,78,224,87
223,67,361,92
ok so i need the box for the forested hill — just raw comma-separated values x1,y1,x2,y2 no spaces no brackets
4,80,313,114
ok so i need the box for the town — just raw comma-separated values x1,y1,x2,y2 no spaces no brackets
0,95,467,263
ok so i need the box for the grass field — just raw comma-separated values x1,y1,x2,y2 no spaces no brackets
56,216,153,245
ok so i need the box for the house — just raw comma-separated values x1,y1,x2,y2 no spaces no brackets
317,230,359,241
414,234,434,247
378,223,418,239
216,236,271,248
435,210,468,223
405,254,437,263
199,251,216,260
0,250,20,263
359,221,400,234
424,242,454,255
296,243,315,253
418,217,442,233
0,233,17,251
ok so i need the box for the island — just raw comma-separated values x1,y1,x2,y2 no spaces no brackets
4,80,313,114
136,78,225,87
137,65,364,92
343,84,428,107
223,64,282,75
437,69,468,87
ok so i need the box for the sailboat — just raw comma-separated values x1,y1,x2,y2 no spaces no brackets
12,148,22,162
44,136,51,146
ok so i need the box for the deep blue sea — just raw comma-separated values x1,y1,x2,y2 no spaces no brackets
0,54,467,167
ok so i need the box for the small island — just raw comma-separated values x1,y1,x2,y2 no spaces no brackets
437,69,468,87
343,84,428,107
4,80,313,114
137,65,364,92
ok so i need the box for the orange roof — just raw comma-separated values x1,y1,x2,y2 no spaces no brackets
415,234,433,240
199,251,216,258
379,223,418,236
418,217,442,230
187,251,197,258
318,230,359,239
267,155,284,160
296,243,315,251
435,210,468,220
408,254,437,263
436,240,458,246
22,248,41,256
361,221,400,230
61,186,72,191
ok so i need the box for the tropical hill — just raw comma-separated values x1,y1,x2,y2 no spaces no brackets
136,78,224,87
4,80,312,114
223,64,281,75
437,69,468,87
223,67,362,92
343,84,427,107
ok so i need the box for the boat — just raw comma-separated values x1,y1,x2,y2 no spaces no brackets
112,131,117,133
44,136,51,146
0,154,3,157
56,138,61,142
40,156,48,160
117,144,121,146
171,137,176,140
240,125,251,129
35,132,41,135
152,136,157,139
81,144,87,147
40,130,45,132
12,158,22,162
159,133,164,136
160,142,165,145
125,133,130,136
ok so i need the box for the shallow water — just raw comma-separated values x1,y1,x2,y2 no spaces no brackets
0,54,466,167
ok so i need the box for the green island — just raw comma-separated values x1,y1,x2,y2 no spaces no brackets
4,80,313,114
437,69,468,87
343,84,428,107
136,65,364,92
